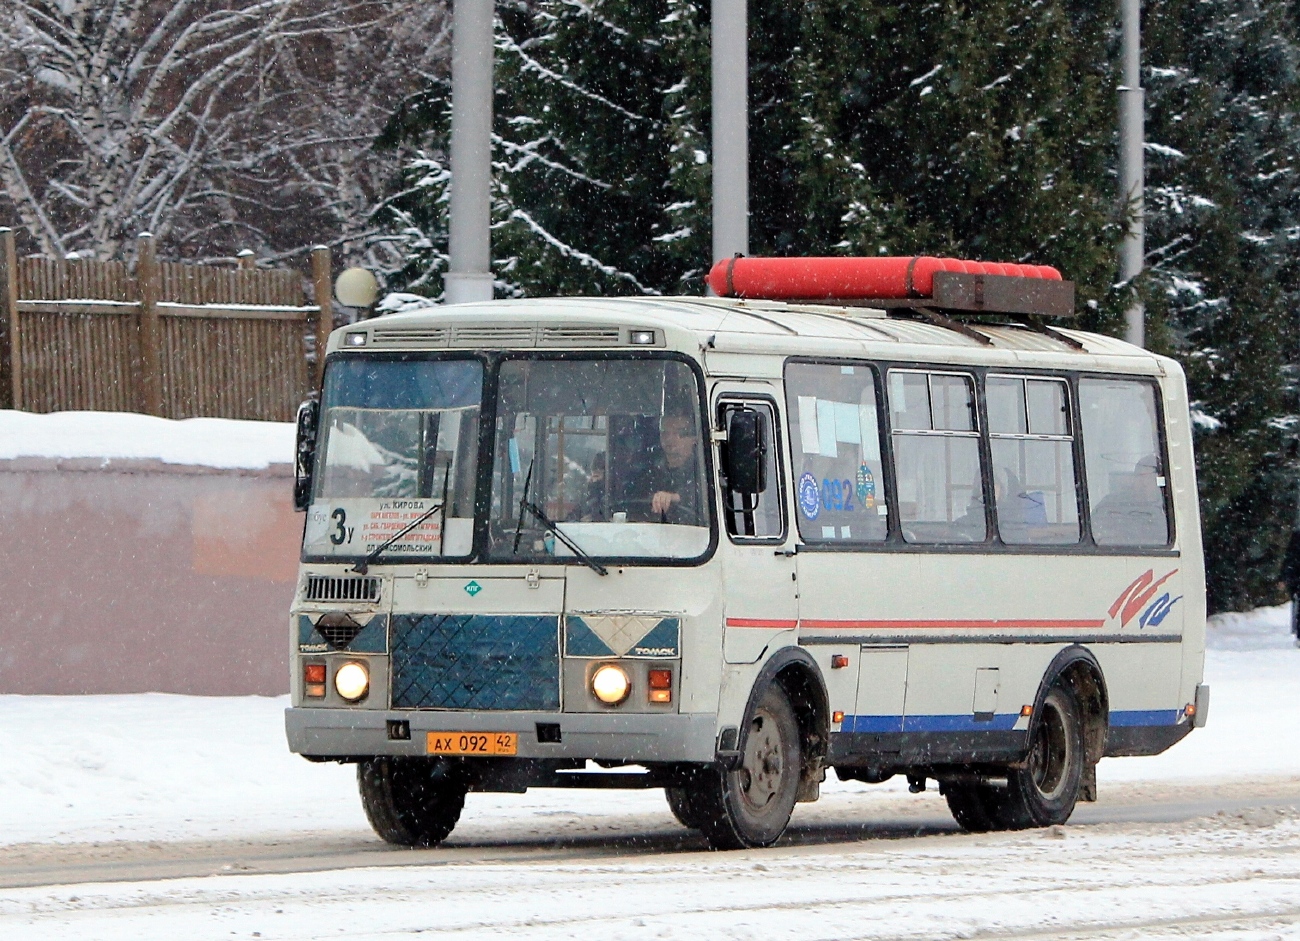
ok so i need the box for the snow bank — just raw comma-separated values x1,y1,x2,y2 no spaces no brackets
1,607,1296,847
0,410,294,469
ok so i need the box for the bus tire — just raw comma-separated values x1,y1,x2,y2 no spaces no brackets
998,683,1085,829
357,757,466,847
690,684,802,850
943,783,999,833
664,787,703,829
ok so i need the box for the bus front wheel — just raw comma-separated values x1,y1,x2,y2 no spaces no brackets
689,684,802,850
358,757,467,847
664,786,703,829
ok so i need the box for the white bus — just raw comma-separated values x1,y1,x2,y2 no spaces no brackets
286,258,1208,850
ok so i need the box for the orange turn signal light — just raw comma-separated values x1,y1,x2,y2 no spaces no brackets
649,689,672,704
648,669,673,690
830,655,849,669
832,710,845,724
1020,704,1033,717
304,663,326,698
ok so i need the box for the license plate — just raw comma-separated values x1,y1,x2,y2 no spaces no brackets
426,731,518,756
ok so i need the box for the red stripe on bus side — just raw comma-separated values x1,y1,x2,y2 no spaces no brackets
726,618,800,629
797,618,1106,630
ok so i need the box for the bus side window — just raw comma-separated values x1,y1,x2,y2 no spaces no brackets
717,401,783,540
1079,379,1171,546
987,375,1081,545
783,362,888,543
889,370,986,544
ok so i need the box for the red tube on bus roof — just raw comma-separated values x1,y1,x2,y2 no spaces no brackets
706,256,1063,301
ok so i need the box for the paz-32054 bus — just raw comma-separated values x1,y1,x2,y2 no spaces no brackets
286,256,1207,850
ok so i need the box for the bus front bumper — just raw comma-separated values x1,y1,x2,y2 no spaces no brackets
285,707,719,764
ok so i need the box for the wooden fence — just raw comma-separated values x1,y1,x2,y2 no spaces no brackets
0,229,334,422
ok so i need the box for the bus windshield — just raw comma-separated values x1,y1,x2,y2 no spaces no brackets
487,357,711,562
304,357,483,560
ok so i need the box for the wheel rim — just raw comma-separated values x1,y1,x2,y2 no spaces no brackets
737,707,785,814
1028,696,1072,801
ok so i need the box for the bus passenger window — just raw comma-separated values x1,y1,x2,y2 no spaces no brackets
718,402,783,540
987,376,1080,545
1079,379,1170,546
783,362,888,543
889,370,985,543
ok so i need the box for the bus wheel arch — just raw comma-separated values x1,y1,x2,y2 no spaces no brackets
746,646,829,804
1036,645,1109,799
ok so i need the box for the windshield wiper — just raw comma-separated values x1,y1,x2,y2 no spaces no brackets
513,458,535,554
518,498,608,577
352,501,444,574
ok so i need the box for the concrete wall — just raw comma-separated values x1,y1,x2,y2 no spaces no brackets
0,458,299,695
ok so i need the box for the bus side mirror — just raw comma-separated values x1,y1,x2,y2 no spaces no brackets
294,398,319,512
726,408,767,495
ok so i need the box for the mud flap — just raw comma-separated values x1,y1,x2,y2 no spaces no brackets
1080,760,1098,802
796,760,825,803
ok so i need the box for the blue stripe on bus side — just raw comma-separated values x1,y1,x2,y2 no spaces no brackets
841,714,1020,733
841,709,1182,733
1108,709,1182,727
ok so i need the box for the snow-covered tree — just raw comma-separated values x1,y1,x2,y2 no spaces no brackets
381,0,710,298
0,0,449,265
1141,0,1300,610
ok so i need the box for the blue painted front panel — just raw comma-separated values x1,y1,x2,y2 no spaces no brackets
390,614,560,710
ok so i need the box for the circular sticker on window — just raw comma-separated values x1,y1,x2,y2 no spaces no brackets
798,472,821,520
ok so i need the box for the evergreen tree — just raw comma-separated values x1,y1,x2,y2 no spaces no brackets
746,0,1120,316
1141,0,1300,611
379,0,711,298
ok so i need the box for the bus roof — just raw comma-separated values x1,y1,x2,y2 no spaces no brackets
334,296,1171,377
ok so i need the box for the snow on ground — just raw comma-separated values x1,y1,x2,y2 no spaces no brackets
0,409,293,469
6,809,1300,941
2,609,1300,939
1,606,1297,849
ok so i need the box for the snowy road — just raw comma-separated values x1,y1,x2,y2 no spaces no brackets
3,782,1300,940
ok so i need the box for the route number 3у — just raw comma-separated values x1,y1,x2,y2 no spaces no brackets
329,507,354,545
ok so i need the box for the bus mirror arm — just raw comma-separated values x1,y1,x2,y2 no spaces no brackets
293,398,319,512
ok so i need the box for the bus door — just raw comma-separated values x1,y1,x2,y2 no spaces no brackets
784,361,909,734
716,393,797,663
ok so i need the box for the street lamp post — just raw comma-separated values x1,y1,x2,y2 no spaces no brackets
446,0,495,305
712,0,749,272
1119,0,1145,347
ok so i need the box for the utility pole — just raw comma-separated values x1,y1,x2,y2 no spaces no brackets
446,0,495,305
712,0,749,274
1119,0,1145,347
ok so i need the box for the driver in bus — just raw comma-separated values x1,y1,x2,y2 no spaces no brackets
649,413,702,525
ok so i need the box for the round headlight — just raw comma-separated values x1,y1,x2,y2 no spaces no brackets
334,661,370,701
591,664,631,705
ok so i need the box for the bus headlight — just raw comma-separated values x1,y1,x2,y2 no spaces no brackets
334,661,370,702
591,664,631,705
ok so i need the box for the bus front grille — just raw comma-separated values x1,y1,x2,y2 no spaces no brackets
390,614,560,711
304,575,381,603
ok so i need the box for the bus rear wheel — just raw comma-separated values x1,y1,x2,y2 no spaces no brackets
358,756,467,847
689,684,802,850
944,683,1084,832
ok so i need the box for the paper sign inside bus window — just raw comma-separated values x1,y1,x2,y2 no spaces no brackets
798,395,880,460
